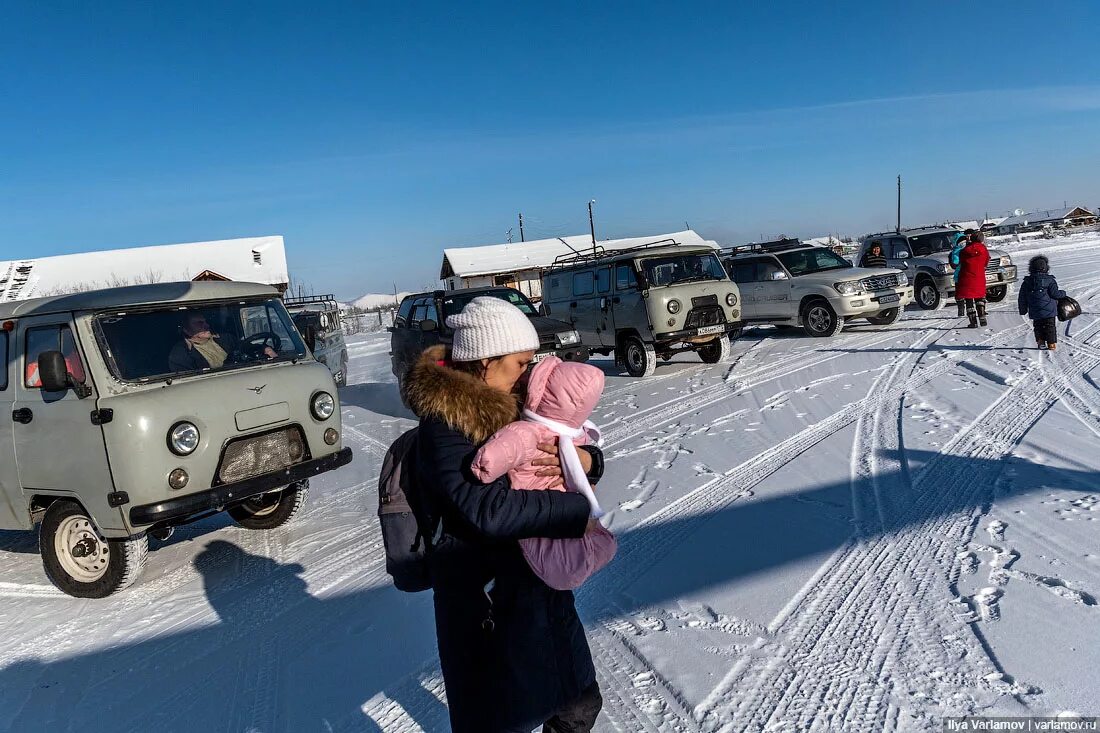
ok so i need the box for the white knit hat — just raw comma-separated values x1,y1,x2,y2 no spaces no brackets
446,296,541,362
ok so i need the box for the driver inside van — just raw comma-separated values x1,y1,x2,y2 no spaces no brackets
168,312,277,373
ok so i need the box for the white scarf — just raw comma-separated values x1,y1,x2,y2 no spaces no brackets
522,409,605,518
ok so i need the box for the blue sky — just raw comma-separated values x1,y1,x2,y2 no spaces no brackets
2,1,1099,299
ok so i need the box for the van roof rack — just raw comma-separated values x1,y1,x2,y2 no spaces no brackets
283,293,339,307
547,238,682,269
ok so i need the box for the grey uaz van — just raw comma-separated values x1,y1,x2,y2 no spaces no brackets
0,282,352,597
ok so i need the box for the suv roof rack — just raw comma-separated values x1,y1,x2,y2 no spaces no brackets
721,237,806,256
547,238,682,269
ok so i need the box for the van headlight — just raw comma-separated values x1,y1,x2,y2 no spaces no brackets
311,391,336,420
725,293,738,307
834,281,861,296
667,299,682,314
556,330,580,346
168,422,200,456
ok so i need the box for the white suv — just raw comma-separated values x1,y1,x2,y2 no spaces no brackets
722,242,913,337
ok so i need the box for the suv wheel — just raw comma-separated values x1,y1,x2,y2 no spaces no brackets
866,307,902,326
228,482,309,530
986,285,1008,303
620,336,657,378
915,277,943,310
802,301,844,337
40,501,148,598
698,335,733,364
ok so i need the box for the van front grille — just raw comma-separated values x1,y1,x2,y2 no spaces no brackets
685,305,726,329
214,426,309,486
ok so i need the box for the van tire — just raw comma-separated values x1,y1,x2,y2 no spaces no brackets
698,335,733,364
228,482,309,530
802,300,844,337
866,307,902,326
619,336,656,378
986,285,1008,303
337,352,349,387
915,276,944,310
40,501,148,598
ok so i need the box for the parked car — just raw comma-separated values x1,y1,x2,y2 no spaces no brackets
858,227,1018,310
285,294,349,387
539,243,742,377
722,241,913,336
0,282,353,597
388,286,587,390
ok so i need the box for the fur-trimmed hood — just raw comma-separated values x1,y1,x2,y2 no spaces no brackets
403,345,519,444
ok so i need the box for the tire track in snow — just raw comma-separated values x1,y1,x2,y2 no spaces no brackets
715,319,1100,732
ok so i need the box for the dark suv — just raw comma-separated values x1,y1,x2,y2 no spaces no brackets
389,287,588,389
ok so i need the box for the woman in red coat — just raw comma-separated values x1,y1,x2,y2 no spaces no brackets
956,232,991,328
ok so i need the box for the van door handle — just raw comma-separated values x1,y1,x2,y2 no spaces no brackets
12,408,32,424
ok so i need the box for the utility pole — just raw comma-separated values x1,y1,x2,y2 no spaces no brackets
518,213,525,242
896,175,902,233
588,199,597,255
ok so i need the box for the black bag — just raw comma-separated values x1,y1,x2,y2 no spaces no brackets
378,427,434,592
1058,296,1082,322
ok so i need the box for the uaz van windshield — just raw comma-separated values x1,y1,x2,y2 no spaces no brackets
94,298,308,382
641,253,726,287
441,289,537,318
776,248,852,276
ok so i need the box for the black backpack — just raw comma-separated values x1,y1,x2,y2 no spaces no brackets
378,427,436,592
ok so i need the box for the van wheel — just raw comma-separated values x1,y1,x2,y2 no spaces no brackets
802,301,844,337
986,285,1008,303
40,501,148,598
698,335,733,364
337,353,349,386
866,307,902,326
619,336,656,378
228,482,309,529
915,277,943,310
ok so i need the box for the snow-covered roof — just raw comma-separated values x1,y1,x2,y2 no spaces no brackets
0,235,289,303
440,229,717,279
995,207,1096,229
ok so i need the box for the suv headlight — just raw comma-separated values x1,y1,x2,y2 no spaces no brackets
168,422,200,456
937,263,953,274
1000,256,1011,267
897,272,909,286
311,391,336,420
725,293,738,307
667,299,681,314
834,281,861,296
556,330,580,346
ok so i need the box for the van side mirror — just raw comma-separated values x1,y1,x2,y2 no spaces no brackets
419,319,438,332
38,351,71,393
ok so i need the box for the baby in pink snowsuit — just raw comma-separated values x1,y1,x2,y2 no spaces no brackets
471,356,617,591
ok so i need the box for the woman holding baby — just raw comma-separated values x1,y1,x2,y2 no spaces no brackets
404,296,614,733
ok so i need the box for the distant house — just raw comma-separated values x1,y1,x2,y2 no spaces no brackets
993,207,1097,235
439,229,718,301
0,236,289,303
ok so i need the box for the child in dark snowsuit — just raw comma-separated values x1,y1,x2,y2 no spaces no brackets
1018,255,1066,350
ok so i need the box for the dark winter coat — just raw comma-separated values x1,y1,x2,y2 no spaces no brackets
1018,273,1066,321
955,241,991,300
859,251,887,268
404,345,598,733
167,334,236,373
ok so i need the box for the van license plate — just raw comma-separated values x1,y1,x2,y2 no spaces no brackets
878,293,900,305
697,325,725,336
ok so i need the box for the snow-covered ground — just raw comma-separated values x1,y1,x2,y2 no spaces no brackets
1,234,1099,732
